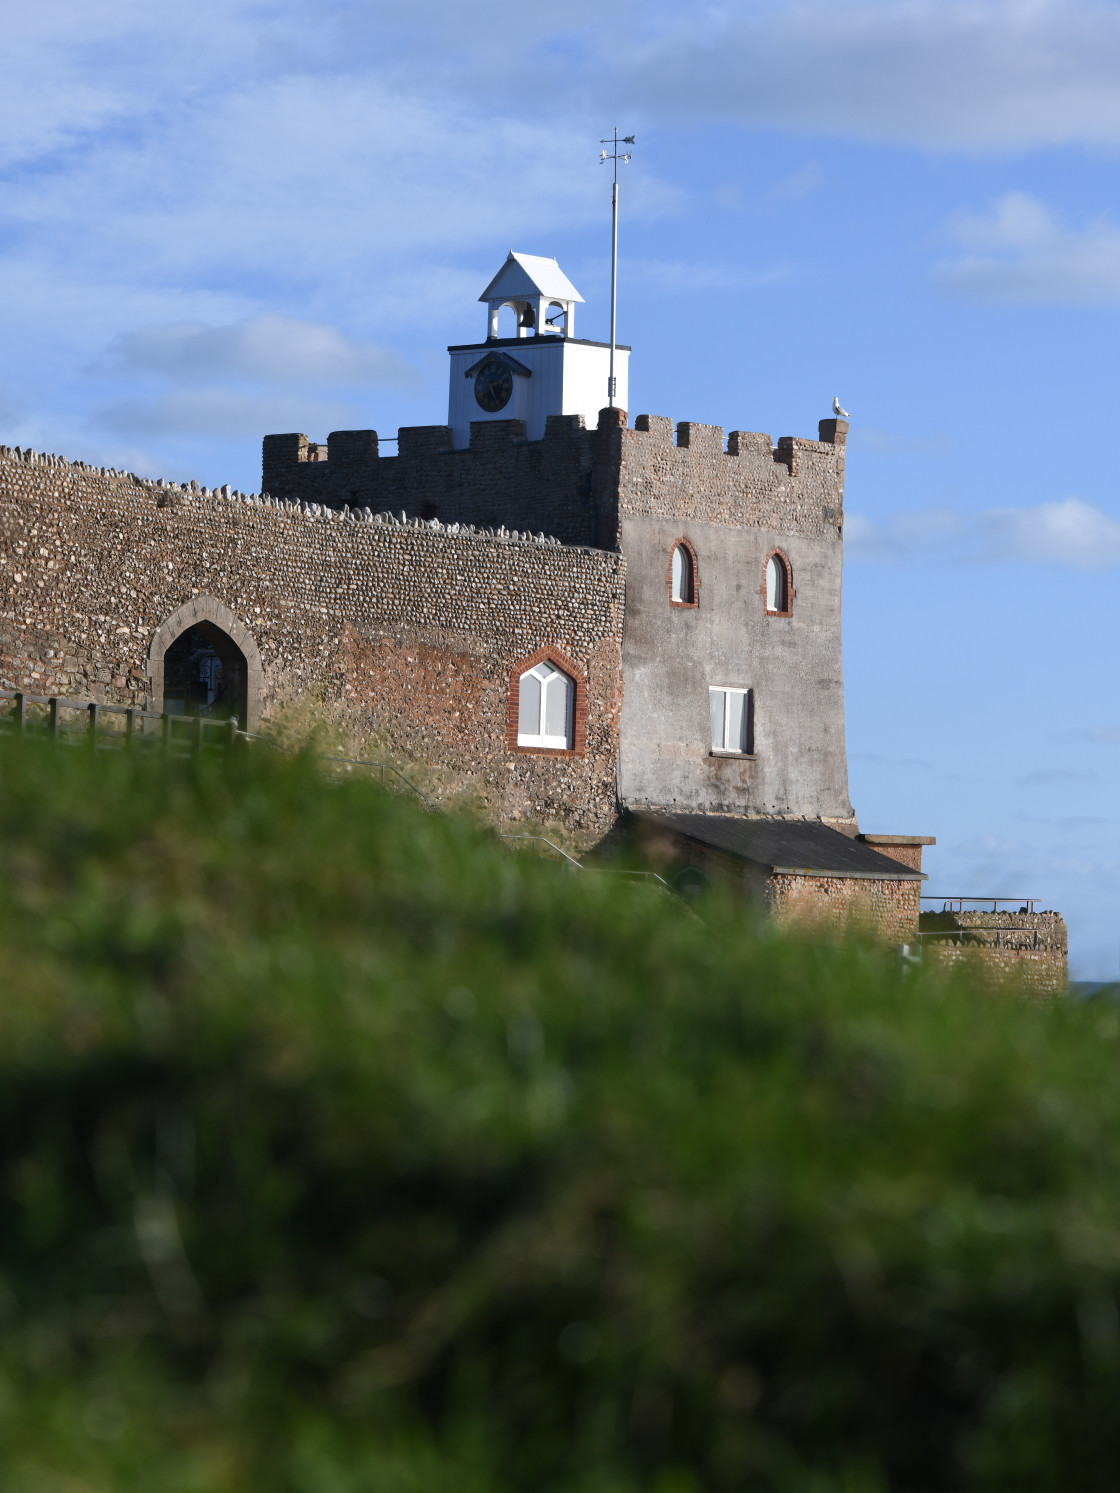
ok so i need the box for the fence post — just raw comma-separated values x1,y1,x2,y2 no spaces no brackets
49,698,60,738
225,716,237,749
126,707,137,745
193,715,203,754
162,713,171,751
13,692,25,735
87,702,98,744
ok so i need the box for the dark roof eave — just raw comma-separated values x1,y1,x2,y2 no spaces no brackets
633,811,925,881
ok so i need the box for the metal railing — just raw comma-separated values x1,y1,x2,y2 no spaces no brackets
499,834,584,868
922,896,1039,914
498,835,681,899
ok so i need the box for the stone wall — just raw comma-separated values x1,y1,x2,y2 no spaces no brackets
614,415,851,821
263,416,598,547
601,412,846,540
767,872,920,943
261,411,848,553
857,837,930,872
921,910,1068,994
0,445,626,833
258,407,854,825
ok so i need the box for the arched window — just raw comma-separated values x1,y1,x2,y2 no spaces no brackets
517,660,574,749
765,551,792,615
668,539,698,607
494,303,519,338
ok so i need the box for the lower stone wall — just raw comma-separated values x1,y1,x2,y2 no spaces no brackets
920,911,1068,994
766,873,921,943
0,446,626,834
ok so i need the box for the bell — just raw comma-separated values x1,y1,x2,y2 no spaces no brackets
518,306,535,328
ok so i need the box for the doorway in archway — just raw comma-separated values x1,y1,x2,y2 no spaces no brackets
162,621,248,723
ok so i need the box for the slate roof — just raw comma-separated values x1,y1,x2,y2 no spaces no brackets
478,252,585,306
634,812,926,881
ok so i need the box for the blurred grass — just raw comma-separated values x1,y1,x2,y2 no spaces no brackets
0,736,1117,1489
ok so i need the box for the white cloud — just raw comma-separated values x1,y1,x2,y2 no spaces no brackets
625,259,789,293
847,497,1120,567
9,0,1120,487
768,162,825,201
96,391,365,441
934,193,1120,305
621,0,1120,152
95,316,416,388
982,498,1120,563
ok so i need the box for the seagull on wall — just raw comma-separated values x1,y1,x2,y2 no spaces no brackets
832,396,850,419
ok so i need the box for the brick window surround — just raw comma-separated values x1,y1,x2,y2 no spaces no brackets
761,548,794,617
666,537,700,608
506,644,587,757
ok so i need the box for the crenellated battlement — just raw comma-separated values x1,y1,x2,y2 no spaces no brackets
260,409,847,549
595,410,847,543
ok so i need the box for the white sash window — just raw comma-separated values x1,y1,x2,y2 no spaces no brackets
709,686,753,754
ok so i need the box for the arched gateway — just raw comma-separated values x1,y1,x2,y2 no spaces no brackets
148,596,263,733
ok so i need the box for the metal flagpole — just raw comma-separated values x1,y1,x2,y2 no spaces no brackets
600,128,634,408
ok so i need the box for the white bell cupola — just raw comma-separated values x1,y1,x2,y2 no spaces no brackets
447,251,629,449
478,251,584,339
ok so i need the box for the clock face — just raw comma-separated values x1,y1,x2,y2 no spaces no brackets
474,358,514,413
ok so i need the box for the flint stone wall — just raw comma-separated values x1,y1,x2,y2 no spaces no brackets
263,417,598,547
921,910,1068,994
260,410,852,824
0,446,625,832
767,872,920,944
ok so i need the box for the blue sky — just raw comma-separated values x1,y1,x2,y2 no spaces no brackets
4,0,1120,974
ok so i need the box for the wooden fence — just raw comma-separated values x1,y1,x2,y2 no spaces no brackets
0,687,435,805
0,688,236,751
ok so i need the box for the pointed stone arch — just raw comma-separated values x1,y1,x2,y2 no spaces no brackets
148,595,263,732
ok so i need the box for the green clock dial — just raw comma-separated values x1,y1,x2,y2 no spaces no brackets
474,358,514,412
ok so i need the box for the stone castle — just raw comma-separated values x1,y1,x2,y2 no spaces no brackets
0,251,1067,983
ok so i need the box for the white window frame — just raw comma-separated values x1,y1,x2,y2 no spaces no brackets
517,661,574,749
709,686,753,755
765,553,790,614
671,543,693,604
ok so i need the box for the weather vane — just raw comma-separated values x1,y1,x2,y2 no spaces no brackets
600,127,635,409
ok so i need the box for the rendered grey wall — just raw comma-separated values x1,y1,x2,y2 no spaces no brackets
616,513,854,822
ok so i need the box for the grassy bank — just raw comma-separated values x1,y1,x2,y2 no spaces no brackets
0,736,1117,1490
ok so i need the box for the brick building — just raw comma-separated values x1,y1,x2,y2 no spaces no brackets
0,251,1065,971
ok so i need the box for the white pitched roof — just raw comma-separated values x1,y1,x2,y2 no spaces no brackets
478,252,585,306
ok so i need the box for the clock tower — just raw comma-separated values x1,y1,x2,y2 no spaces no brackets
447,251,630,449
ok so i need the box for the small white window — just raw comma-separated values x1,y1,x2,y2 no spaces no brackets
766,553,789,613
709,686,752,754
517,661,574,748
671,543,694,604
